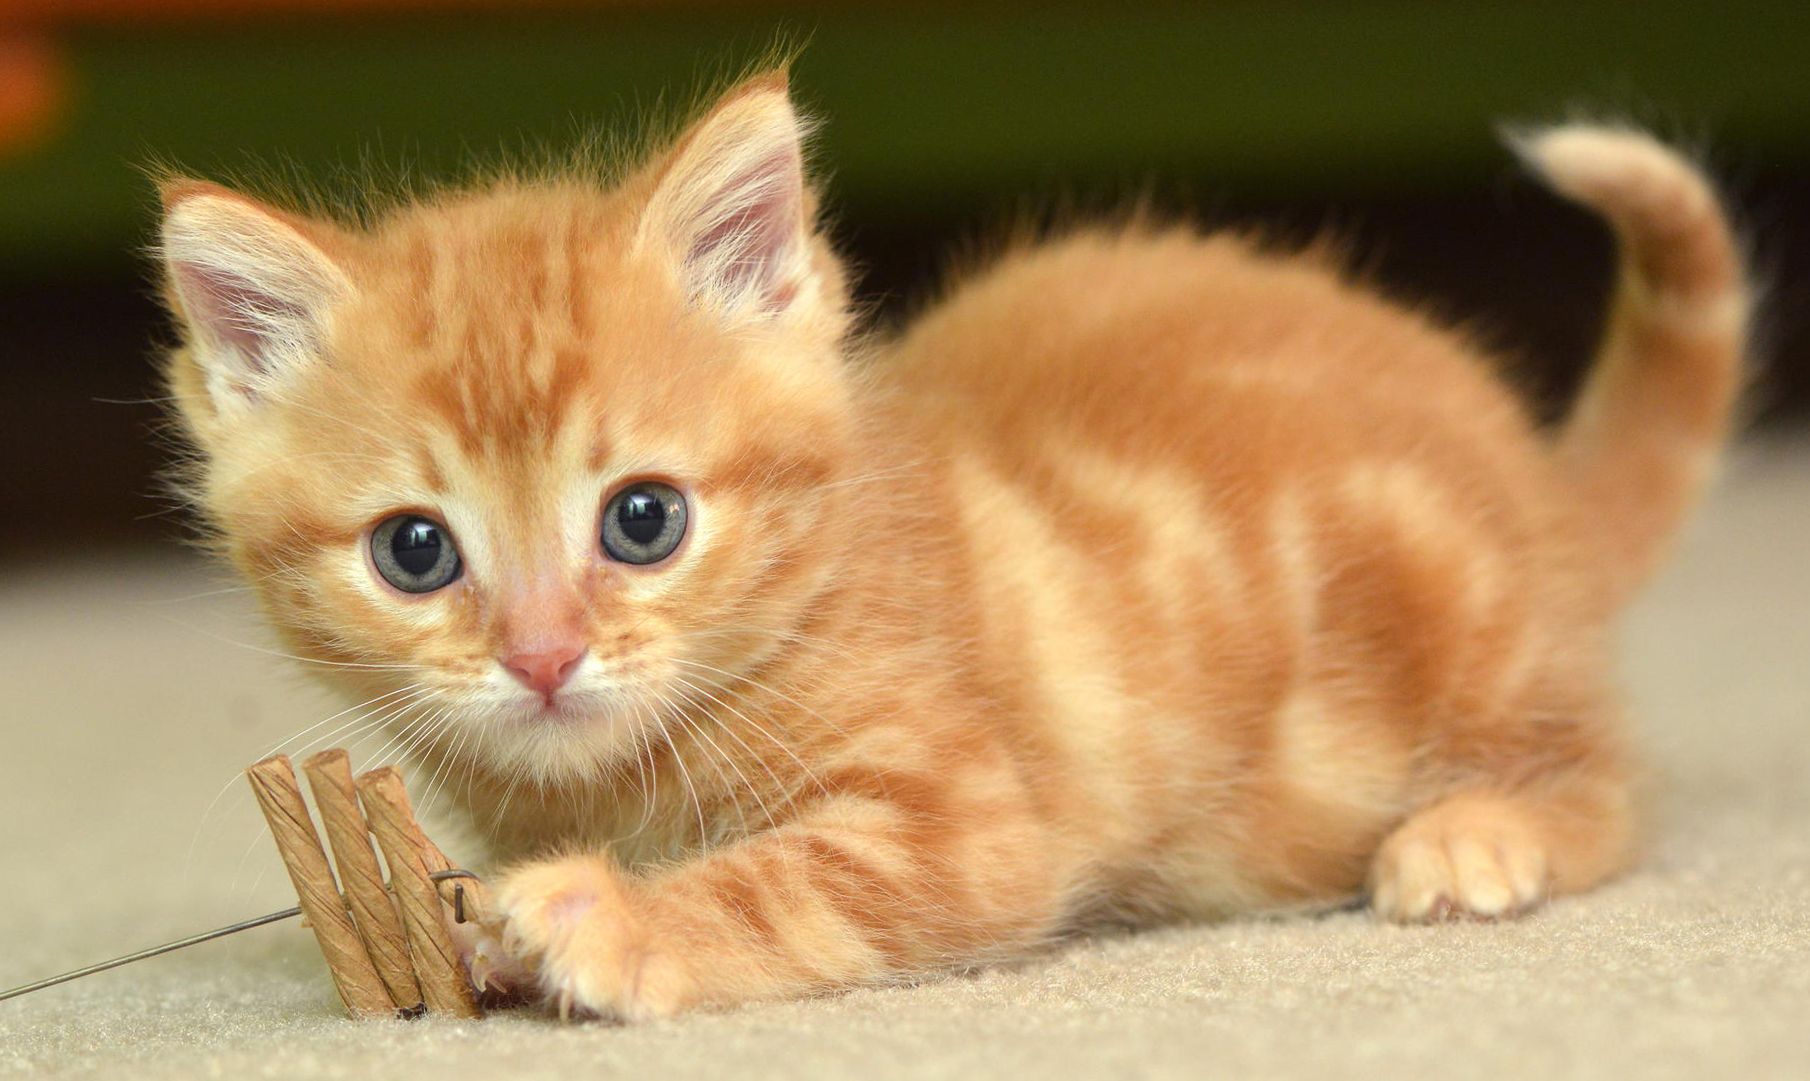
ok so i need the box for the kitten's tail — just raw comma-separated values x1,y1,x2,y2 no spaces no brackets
1510,123,1750,605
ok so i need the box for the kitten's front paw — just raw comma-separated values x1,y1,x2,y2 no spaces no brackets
1369,796,1550,922
493,856,694,1021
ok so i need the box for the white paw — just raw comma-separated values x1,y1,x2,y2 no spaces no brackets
1370,799,1549,921
492,855,694,1021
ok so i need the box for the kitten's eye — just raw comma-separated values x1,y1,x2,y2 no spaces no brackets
370,514,462,593
601,481,688,565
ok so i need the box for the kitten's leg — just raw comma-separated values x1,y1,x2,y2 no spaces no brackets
1367,771,1632,922
489,770,1071,1020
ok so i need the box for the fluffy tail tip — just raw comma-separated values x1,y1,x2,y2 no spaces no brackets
1503,121,1742,310
1505,122,1702,210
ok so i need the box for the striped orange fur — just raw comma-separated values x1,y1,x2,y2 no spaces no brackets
156,75,1748,1019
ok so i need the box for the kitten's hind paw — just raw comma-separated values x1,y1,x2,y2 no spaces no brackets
1368,795,1550,922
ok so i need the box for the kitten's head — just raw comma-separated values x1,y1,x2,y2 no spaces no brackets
158,75,860,785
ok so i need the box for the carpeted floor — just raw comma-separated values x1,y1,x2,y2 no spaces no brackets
2,438,1806,1081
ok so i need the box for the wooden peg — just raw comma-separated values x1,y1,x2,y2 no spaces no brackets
301,750,424,1011
245,755,394,1019
356,766,481,1019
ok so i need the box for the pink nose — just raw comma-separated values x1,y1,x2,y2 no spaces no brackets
502,645,586,698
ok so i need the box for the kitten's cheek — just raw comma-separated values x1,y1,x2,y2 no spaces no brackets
493,855,695,1022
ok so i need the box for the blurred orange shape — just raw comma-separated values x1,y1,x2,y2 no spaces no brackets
0,33,65,158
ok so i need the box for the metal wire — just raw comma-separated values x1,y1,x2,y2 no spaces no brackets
0,907,303,1003
0,868,484,1004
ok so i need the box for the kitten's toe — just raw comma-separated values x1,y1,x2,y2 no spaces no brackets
448,917,530,1003
1369,795,1550,922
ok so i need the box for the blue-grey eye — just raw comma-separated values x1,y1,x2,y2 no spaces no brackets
371,514,461,593
601,482,687,565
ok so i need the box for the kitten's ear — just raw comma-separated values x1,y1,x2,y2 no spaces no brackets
158,182,350,410
637,73,818,319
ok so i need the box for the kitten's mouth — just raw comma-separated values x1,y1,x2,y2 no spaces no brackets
508,682,643,732
518,694,593,725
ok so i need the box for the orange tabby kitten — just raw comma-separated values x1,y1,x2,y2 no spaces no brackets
156,73,1746,1019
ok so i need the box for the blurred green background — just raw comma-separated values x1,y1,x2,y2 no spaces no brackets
4,2,1808,557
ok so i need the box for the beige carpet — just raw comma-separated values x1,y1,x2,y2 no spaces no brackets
3,437,1807,1081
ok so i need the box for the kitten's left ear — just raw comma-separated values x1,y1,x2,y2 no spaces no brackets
637,73,822,320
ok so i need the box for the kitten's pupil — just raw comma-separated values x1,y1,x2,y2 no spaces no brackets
600,481,687,565
617,492,666,545
370,513,461,593
391,518,444,575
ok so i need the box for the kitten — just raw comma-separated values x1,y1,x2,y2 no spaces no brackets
155,72,1747,1020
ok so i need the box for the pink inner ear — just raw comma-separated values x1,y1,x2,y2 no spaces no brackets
172,259,306,377
685,146,803,313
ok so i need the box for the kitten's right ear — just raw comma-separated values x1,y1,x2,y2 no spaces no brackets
158,182,350,411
